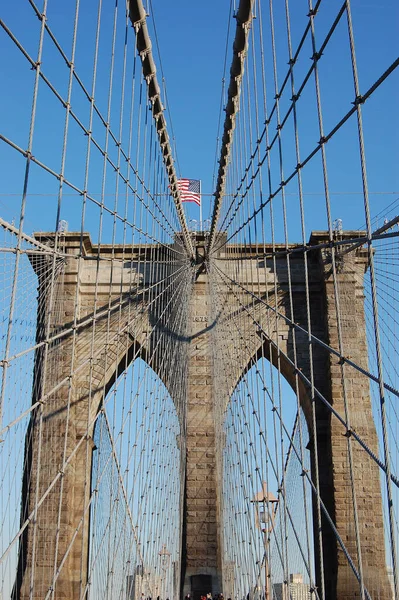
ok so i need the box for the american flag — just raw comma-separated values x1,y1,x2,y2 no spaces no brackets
176,179,201,205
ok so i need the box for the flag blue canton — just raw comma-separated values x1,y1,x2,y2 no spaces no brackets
187,179,200,193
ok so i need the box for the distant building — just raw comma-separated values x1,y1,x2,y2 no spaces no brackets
126,565,162,600
273,573,311,600
223,560,236,600
386,566,395,599
126,574,135,600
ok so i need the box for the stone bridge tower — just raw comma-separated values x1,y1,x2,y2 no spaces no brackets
15,231,391,600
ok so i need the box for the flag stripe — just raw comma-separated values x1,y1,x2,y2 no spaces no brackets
177,178,201,205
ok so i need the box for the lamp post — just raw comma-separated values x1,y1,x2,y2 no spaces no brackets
189,219,198,233
202,218,211,232
251,483,278,600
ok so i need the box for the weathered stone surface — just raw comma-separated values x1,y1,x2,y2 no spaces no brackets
183,270,222,596
16,232,391,600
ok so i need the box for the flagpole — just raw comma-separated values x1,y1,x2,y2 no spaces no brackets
199,180,202,231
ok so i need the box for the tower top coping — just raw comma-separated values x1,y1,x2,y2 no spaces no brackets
32,230,368,259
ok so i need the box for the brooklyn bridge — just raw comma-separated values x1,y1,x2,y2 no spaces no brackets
0,0,398,599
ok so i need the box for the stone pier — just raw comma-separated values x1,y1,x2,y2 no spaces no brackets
15,232,391,600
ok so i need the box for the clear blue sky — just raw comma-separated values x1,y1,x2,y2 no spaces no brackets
145,0,399,233
0,0,398,238
0,2,398,594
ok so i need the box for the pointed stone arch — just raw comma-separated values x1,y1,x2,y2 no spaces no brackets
15,231,392,600
222,354,315,598
88,355,183,600
15,233,187,599
211,232,391,600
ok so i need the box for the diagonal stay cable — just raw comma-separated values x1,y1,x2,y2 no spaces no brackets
211,268,319,593
213,261,399,400
211,53,399,253
212,261,399,487
0,19,180,246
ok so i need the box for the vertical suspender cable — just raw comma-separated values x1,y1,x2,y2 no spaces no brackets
128,0,194,260
207,0,255,254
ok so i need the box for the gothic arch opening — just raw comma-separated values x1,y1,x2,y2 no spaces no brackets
88,357,182,600
220,356,315,600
